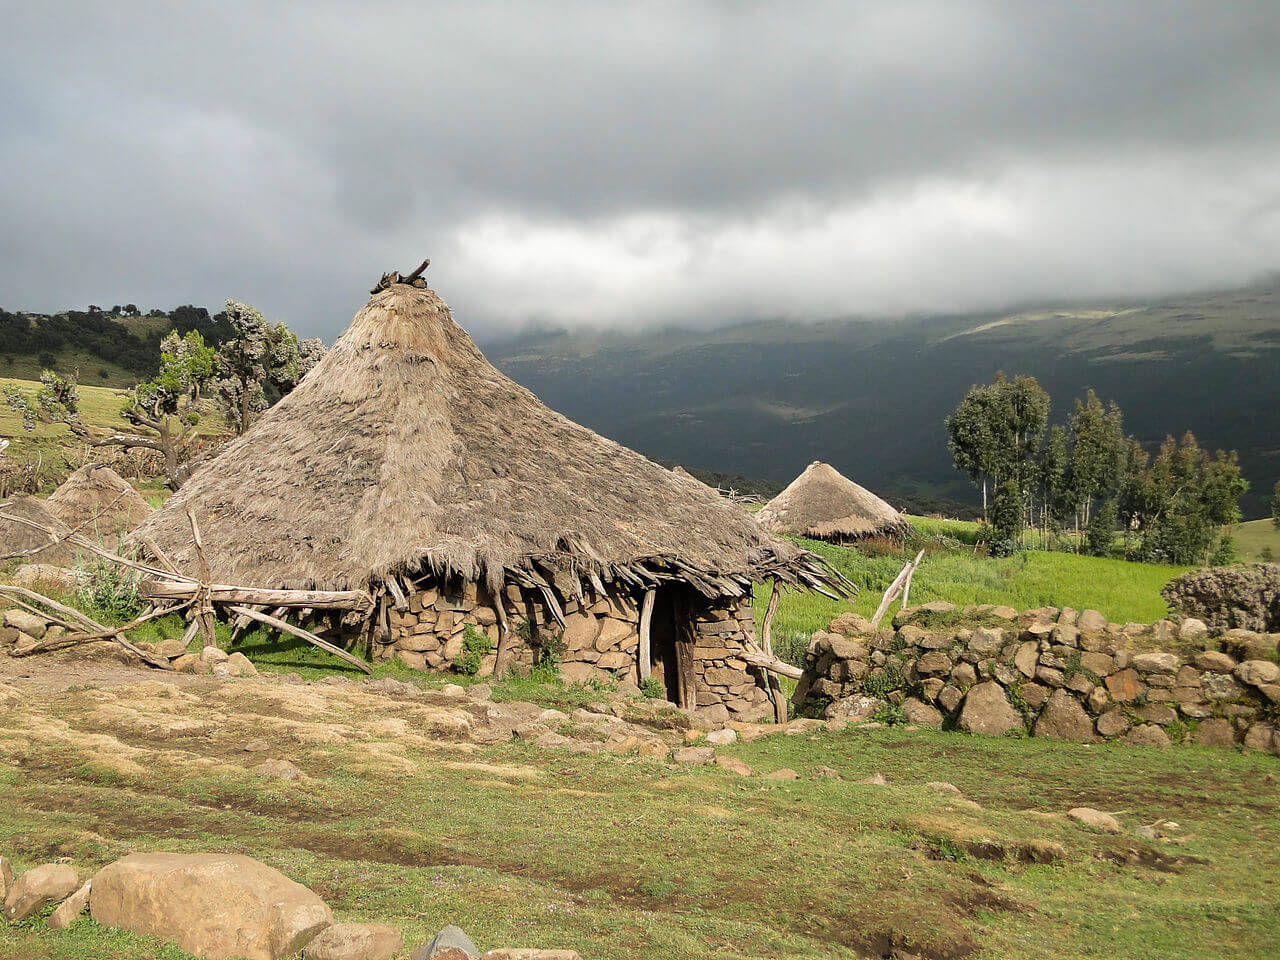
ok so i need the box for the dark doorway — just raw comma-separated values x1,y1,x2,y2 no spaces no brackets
649,588,681,703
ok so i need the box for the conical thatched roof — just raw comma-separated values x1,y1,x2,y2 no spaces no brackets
46,465,152,537
756,461,908,541
132,280,847,599
0,496,77,565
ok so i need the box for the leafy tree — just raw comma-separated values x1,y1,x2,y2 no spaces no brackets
1037,424,1072,537
988,478,1025,556
1065,390,1125,532
213,301,325,435
1272,480,1280,531
159,329,215,401
1137,433,1247,565
947,373,1049,520
1085,498,1118,557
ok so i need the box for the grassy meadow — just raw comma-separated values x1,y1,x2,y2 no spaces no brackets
1229,518,1280,562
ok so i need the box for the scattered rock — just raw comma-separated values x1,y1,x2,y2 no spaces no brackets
829,612,874,636
243,738,271,753
3,609,48,639
411,924,480,960
714,755,752,777
925,781,963,797
468,684,493,702
200,645,230,664
812,765,842,779
90,852,333,960
1177,618,1210,640
1067,807,1121,833
857,773,888,786
305,923,404,960
1034,690,1097,743
1076,610,1108,633
673,746,714,765
0,856,11,902
1022,840,1066,863
1123,724,1171,748
1194,650,1237,672
11,564,79,591
4,863,79,921
221,652,258,677
1095,709,1131,738
957,681,1023,736
825,694,883,722
256,759,304,781
762,768,799,781
704,728,737,746
783,718,824,735
441,684,466,697
172,654,213,675
46,881,91,930
155,638,189,659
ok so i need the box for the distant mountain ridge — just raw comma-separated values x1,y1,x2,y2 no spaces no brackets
484,282,1280,519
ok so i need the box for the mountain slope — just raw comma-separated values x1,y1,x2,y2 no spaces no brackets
486,283,1280,519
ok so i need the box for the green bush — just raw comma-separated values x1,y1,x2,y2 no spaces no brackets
871,703,908,726
862,664,905,700
453,625,492,676
75,554,142,620
639,676,665,699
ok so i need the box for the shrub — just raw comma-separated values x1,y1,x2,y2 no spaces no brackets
452,625,492,676
75,554,142,620
862,664,905,700
1085,498,1118,557
639,676,665,699
871,703,908,726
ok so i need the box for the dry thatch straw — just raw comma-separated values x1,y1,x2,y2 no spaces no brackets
0,496,77,565
45,464,153,537
132,280,850,601
756,461,909,542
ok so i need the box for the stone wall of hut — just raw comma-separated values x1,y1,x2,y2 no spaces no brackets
371,579,771,721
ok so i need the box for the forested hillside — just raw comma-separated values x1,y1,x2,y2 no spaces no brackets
488,282,1280,519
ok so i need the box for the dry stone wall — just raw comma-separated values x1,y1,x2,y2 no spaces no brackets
794,602,1280,754
374,578,770,720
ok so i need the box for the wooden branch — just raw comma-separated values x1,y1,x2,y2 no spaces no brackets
15,601,190,656
0,586,171,669
140,535,180,576
492,588,513,678
869,549,925,628
638,588,655,682
759,580,787,723
539,586,567,628
226,605,372,674
739,644,804,680
900,548,925,608
403,258,430,283
0,509,182,579
185,507,218,648
140,579,370,609
385,575,407,611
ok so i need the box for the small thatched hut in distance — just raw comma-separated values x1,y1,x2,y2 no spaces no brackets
133,273,850,721
756,461,908,542
0,496,77,566
46,465,152,539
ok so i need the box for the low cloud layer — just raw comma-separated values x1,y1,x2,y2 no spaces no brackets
2,2,1279,338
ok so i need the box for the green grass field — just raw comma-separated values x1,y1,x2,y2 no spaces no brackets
1228,518,1280,562
0,674,1275,960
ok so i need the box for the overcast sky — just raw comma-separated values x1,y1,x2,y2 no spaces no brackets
3,1,1280,339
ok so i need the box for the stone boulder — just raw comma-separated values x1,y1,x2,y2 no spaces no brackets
1162,564,1280,633
1067,807,1121,833
957,682,1023,736
90,853,333,960
0,856,11,903
1195,718,1236,748
11,564,79,592
901,698,943,727
1123,724,1171,748
1076,610,1108,633
1131,651,1179,674
4,863,78,921
411,924,481,960
1234,659,1280,687
1033,690,1096,742
828,612,874,636
825,694,883,722
3,609,48,639
306,924,404,960
47,881,91,930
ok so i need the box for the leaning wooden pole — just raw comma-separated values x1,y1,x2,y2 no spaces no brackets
759,580,787,724
637,588,655,682
227,605,373,674
869,549,925,629
185,508,219,649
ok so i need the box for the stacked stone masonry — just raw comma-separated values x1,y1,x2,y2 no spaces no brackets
370,578,771,722
794,601,1280,754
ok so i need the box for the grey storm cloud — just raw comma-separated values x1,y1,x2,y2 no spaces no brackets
2,1,1279,339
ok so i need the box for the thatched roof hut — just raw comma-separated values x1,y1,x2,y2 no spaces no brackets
131,273,848,720
134,281,843,600
0,496,77,566
46,465,152,538
756,461,908,542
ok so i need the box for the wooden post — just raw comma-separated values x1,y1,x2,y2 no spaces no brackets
638,589,655,682
492,585,513,678
760,581,787,724
869,549,925,629
185,507,219,649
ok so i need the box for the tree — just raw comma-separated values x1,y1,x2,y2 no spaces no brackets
989,479,1025,556
1037,424,1072,538
1085,498,1118,557
1137,433,1248,565
213,301,325,435
1065,390,1125,533
947,373,1049,521
1272,480,1280,531
159,329,215,401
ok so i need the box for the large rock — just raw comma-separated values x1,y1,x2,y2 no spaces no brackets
1234,659,1280,687
1123,724,1172,748
411,924,480,960
1033,690,1096,742
1178,617,1210,640
1131,652,1179,675
46,881,92,930
901,698,943,727
3,609,48,639
828,612,874,636
11,564,79,592
1076,610,1108,633
825,694,883,722
1162,564,1280,633
1194,650,1237,672
90,853,333,960
4,863,79,921
0,856,11,903
305,924,403,960
957,682,1023,736
1195,718,1236,748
